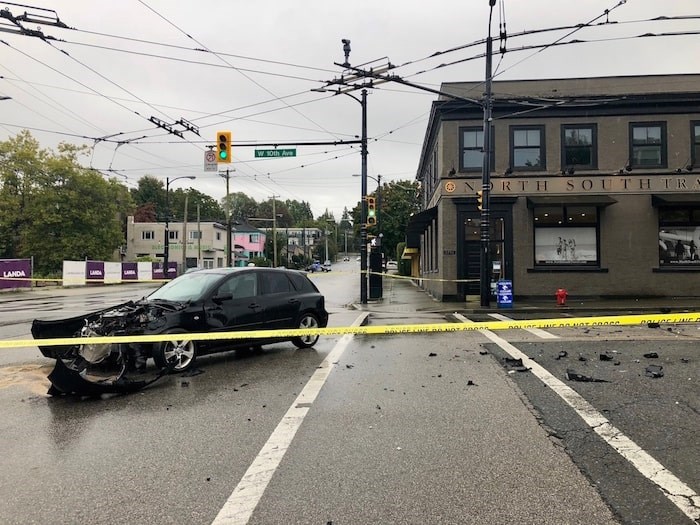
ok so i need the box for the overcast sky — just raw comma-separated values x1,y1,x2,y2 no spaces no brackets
1,1,699,219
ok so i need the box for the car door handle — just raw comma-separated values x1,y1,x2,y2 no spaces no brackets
288,298,300,304
248,302,261,309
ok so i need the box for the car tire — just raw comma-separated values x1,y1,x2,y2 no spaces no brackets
153,329,197,373
292,312,320,348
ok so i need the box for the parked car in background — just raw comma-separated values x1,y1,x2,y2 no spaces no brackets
385,260,398,271
32,267,329,396
342,256,350,262
306,261,322,272
322,260,332,271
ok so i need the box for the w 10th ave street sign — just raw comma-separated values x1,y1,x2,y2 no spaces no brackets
255,149,296,158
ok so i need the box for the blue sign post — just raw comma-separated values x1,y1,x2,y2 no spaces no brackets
496,279,513,308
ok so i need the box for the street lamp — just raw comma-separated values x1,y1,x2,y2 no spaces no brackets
313,87,368,303
164,176,195,278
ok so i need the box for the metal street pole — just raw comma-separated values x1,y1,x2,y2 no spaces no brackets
480,0,496,307
360,88,368,304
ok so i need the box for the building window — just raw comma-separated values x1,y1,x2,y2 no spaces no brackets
511,126,545,170
141,231,154,240
630,122,666,169
534,206,598,265
203,258,214,269
692,121,700,169
561,125,597,170
658,207,700,267
168,230,178,241
189,230,201,240
460,127,495,172
249,233,259,243
216,232,221,241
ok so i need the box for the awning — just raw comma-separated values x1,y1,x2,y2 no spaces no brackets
651,194,700,206
406,207,437,248
526,195,617,208
401,247,419,260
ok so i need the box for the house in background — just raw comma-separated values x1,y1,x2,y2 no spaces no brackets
409,74,700,301
125,216,265,269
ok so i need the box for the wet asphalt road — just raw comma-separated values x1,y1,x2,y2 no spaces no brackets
0,267,697,524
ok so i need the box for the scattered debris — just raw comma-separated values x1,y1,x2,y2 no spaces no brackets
467,380,477,386
181,368,204,377
681,358,690,364
556,350,568,360
599,353,614,361
578,354,587,362
345,364,354,369
479,350,488,355
645,365,664,378
647,322,660,329
565,369,609,382
428,352,437,357
180,381,189,387
643,352,659,359
503,357,531,373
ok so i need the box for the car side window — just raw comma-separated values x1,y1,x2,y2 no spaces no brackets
262,271,292,295
220,273,257,299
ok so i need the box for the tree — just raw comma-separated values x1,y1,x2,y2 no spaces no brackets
225,192,258,222
285,199,313,224
0,132,133,274
350,179,420,258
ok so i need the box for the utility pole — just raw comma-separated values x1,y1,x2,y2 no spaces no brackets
220,169,233,266
360,88,368,303
197,204,201,267
182,193,189,271
480,0,496,307
271,195,279,267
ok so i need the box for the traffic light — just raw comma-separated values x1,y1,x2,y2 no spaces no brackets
217,131,231,163
366,196,376,226
476,190,483,211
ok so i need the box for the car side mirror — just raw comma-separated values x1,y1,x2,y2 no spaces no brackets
212,292,233,304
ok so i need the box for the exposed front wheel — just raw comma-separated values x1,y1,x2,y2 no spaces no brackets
153,330,196,373
292,313,320,348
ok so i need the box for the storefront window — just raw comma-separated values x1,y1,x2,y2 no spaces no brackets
534,206,598,265
659,207,700,266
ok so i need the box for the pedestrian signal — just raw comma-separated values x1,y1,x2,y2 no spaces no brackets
217,131,231,163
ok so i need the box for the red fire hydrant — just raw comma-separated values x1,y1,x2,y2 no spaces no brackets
555,288,568,306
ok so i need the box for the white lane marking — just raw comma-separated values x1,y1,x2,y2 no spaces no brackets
488,312,559,339
455,313,700,522
211,312,369,525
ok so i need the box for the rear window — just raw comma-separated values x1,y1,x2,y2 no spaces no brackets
262,271,293,294
288,271,316,292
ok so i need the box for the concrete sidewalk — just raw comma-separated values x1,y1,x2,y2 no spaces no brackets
355,272,700,315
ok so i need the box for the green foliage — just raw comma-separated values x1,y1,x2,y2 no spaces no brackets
350,179,420,258
0,131,134,274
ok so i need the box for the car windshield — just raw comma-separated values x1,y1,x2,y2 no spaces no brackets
147,272,223,302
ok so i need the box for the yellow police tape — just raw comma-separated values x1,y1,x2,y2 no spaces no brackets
4,312,699,350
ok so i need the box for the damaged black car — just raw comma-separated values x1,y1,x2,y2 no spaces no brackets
32,267,329,396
